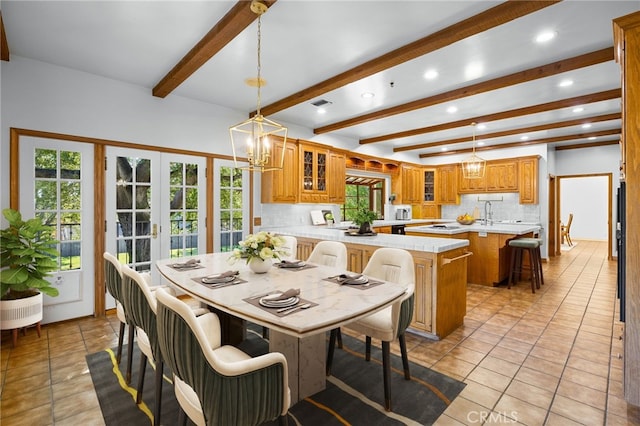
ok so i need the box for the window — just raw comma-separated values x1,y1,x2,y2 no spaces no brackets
342,176,384,221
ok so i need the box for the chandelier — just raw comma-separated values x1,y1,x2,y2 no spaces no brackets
229,0,288,172
460,122,486,179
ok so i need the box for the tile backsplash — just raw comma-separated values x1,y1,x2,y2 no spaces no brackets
441,193,541,223
259,203,340,228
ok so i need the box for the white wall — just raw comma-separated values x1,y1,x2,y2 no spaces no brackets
561,176,609,241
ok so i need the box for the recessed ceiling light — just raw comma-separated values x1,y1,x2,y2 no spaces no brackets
588,136,597,140
477,141,485,146
521,136,529,141
535,30,557,43
423,69,438,80
582,123,591,129
361,92,375,99
572,107,584,113
317,108,326,114
446,106,458,113
441,147,448,152
477,124,487,130
558,79,574,87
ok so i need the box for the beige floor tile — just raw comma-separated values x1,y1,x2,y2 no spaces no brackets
0,371,50,400
479,355,520,378
544,412,584,426
433,354,477,378
495,337,533,355
459,337,496,354
504,379,554,410
448,346,486,365
53,407,105,426
556,378,606,410
433,414,466,425
489,346,528,364
521,355,565,378
0,388,52,419
527,345,568,365
52,385,101,422
565,355,609,378
494,394,548,426
560,366,608,392
3,359,50,384
466,367,512,393
50,359,89,384
0,402,53,425
51,372,95,401
513,367,559,391
550,394,604,426
442,396,488,426
459,380,502,410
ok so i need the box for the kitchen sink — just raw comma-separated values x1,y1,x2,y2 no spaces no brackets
429,224,461,229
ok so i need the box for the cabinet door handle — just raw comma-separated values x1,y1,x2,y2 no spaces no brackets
442,251,473,265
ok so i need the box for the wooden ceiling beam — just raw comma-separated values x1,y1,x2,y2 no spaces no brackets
152,0,277,98
418,128,621,157
395,112,621,152
255,0,560,118
555,140,620,151
362,89,620,145
317,47,613,134
1,11,9,62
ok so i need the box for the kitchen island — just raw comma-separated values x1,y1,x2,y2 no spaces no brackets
260,226,471,340
406,222,542,287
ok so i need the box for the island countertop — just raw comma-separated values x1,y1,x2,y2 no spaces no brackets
259,225,469,253
407,223,541,236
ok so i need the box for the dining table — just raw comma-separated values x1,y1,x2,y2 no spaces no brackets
156,253,408,402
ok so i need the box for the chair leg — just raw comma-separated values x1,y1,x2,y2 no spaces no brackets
154,361,163,426
326,329,337,376
399,334,410,380
116,322,125,364
528,248,536,294
365,336,372,361
178,407,187,426
262,326,269,339
279,414,289,426
126,324,135,384
537,248,544,286
136,353,147,404
337,328,343,349
507,245,517,289
382,341,392,412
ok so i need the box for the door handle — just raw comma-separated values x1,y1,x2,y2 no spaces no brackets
152,224,158,239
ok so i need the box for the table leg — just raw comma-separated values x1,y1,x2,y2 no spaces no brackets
269,331,326,402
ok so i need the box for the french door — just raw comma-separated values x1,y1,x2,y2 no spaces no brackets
104,148,206,302
213,160,250,252
19,137,95,323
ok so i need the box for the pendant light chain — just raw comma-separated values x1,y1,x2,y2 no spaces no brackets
255,14,262,116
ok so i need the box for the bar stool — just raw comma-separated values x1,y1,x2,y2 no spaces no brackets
507,238,543,293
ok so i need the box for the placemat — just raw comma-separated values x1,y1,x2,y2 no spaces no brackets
167,262,204,271
274,262,317,272
243,296,318,317
191,276,247,289
322,276,385,290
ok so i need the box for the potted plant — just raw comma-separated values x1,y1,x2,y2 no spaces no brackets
1,208,59,342
352,208,378,234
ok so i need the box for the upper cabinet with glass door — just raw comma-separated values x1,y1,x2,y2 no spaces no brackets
299,142,329,203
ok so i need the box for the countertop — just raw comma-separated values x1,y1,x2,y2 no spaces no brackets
259,225,469,253
406,222,541,236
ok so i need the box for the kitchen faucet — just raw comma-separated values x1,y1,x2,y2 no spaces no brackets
483,201,493,226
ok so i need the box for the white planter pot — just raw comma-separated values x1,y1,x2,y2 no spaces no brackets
0,292,43,330
248,257,273,274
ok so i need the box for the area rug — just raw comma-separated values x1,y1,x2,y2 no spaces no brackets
87,328,465,425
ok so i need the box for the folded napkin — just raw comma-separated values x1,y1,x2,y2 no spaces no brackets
334,273,363,282
265,288,300,301
277,259,304,268
206,270,239,279
172,259,201,268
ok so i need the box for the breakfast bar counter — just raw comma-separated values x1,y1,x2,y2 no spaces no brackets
261,226,471,340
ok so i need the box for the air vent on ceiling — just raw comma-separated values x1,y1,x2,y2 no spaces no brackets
311,99,332,107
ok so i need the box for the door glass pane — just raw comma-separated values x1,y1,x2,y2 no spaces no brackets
114,156,153,271
33,148,82,271
168,162,200,258
219,166,244,252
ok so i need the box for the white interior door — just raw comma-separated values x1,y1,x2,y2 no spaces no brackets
105,148,206,301
213,160,250,252
19,137,95,323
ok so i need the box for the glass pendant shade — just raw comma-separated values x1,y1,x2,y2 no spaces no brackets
461,122,485,179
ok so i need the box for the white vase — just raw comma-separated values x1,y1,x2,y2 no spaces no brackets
0,292,43,330
248,257,273,274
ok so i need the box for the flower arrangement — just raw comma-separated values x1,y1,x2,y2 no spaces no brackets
228,231,288,263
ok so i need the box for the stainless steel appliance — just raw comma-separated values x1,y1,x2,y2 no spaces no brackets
393,205,412,220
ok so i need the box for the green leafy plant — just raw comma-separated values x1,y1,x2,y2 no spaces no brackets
351,208,378,226
1,208,60,299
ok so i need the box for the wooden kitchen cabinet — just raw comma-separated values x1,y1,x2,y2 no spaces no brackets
261,136,298,203
299,143,329,203
518,156,539,204
423,169,435,202
486,160,518,192
420,204,440,219
436,165,459,204
372,226,392,234
457,166,487,193
327,151,346,204
398,164,423,204
295,237,316,261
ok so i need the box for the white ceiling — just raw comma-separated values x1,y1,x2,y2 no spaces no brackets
2,0,638,162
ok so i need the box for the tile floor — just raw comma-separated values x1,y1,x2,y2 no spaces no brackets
1,240,640,425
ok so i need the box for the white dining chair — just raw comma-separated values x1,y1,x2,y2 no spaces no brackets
307,241,347,269
327,247,415,412
280,235,298,261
